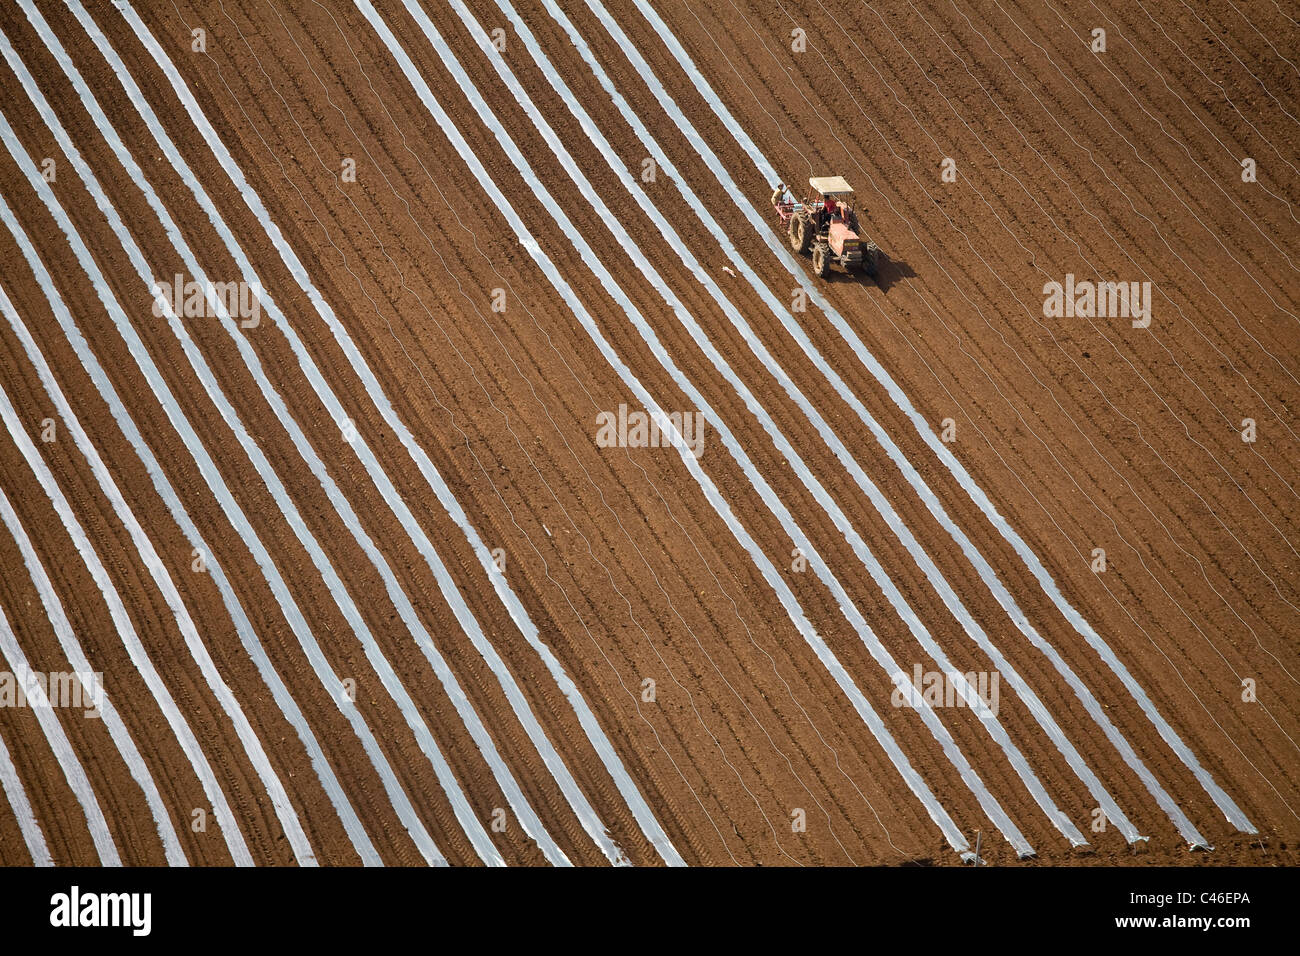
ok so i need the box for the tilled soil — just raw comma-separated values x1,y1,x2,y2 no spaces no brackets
0,0,1294,866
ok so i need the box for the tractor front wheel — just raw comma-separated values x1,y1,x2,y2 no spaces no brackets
789,214,811,254
812,242,830,277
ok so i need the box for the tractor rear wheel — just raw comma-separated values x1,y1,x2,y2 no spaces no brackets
789,214,811,254
812,242,830,277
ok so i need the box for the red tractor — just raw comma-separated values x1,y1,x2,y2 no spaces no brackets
771,176,880,278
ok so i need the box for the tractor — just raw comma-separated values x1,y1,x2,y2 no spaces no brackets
771,176,880,279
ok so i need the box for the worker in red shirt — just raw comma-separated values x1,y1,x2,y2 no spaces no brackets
818,194,839,231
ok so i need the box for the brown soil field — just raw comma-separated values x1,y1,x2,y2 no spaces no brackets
0,0,1294,866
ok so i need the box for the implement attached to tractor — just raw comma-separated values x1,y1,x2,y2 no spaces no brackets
771,176,880,279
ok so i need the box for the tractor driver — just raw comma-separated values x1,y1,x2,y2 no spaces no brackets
814,195,835,232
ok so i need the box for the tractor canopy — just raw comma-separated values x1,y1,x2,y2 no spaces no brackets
808,175,853,198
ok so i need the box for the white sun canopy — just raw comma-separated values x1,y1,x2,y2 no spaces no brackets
809,175,853,196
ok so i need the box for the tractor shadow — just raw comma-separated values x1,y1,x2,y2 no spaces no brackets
823,249,915,291
864,250,915,292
